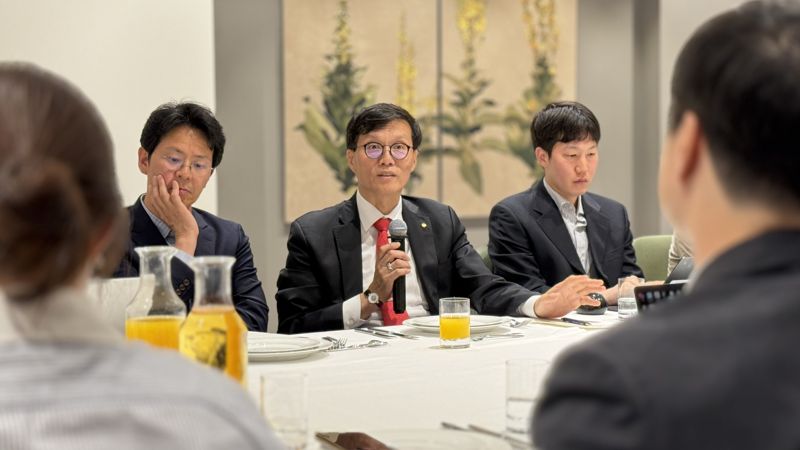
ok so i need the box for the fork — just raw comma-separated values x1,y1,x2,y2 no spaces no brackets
509,318,531,328
322,336,347,350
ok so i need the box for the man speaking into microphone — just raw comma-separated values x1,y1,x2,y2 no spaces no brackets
276,103,603,333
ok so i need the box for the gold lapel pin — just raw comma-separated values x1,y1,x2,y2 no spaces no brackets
421,222,428,229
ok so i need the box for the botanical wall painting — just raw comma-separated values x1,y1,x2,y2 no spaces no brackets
284,0,576,221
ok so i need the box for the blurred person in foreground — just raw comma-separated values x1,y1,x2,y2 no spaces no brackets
533,2,800,449
276,103,603,333
112,102,268,331
0,63,283,449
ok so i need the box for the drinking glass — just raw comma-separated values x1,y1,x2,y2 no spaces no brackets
506,358,549,436
617,276,643,320
439,297,470,348
125,246,186,350
261,372,308,449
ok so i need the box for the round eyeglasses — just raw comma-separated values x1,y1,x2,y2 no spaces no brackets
362,142,413,160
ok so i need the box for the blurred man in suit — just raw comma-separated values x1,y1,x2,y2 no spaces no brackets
489,101,643,306
276,103,604,333
534,2,800,448
113,102,268,331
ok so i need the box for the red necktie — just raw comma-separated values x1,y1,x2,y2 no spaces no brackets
373,218,409,325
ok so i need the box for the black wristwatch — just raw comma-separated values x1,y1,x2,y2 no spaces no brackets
364,289,381,304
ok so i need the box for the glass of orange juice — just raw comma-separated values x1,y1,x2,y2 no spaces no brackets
439,297,470,348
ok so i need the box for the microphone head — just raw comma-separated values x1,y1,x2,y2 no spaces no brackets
389,219,408,238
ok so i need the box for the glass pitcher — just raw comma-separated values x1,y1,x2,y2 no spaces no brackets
179,256,247,385
125,246,187,350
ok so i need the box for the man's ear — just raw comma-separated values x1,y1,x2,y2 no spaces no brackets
535,147,549,169
138,147,151,175
346,149,356,172
673,111,704,185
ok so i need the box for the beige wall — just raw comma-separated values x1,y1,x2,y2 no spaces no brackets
0,0,218,212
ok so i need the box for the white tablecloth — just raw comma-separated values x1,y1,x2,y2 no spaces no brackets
247,320,607,436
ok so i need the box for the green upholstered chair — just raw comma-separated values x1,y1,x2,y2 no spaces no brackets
632,234,672,281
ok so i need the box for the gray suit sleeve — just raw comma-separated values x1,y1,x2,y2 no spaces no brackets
533,346,647,450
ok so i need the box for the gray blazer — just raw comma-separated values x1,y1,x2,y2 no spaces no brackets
533,230,800,449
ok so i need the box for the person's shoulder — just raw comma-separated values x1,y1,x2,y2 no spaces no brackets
493,187,535,212
191,207,241,228
116,344,257,411
402,195,450,212
291,198,352,229
584,191,627,211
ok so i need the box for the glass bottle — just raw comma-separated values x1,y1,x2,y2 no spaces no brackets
125,246,187,350
179,256,247,385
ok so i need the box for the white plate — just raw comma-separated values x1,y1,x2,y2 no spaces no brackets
247,333,321,353
368,429,511,450
248,341,332,363
247,333,333,362
402,315,508,334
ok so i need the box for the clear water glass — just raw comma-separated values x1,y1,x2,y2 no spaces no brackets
260,372,308,449
506,358,549,436
617,277,641,320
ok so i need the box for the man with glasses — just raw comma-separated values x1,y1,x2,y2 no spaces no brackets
276,103,603,333
113,102,268,332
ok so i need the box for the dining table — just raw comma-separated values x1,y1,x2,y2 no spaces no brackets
246,312,621,448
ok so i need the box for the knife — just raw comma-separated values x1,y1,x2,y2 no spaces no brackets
367,327,420,340
441,422,533,448
354,327,396,339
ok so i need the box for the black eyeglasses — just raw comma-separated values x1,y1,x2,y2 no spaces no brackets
362,142,413,160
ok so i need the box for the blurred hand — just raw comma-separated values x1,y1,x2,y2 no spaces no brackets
533,275,605,318
335,432,390,450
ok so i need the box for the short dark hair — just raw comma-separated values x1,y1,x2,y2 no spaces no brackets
346,103,422,151
140,102,226,168
530,101,601,156
669,1,800,208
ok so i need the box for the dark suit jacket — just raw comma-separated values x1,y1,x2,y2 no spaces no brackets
276,195,534,334
113,199,268,331
489,181,642,293
533,230,800,449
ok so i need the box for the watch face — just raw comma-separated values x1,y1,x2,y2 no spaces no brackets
367,292,380,304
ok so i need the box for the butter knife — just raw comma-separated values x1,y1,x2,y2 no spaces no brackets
367,327,420,340
354,327,395,339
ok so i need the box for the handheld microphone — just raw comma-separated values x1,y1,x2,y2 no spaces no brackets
388,219,408,314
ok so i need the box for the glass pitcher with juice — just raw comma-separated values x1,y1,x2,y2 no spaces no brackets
179,256,247,385
125,246,186,350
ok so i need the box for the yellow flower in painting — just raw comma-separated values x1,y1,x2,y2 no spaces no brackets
457,0,486,46
396,13,417,114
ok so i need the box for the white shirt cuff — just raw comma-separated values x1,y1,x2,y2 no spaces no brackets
173,248,194,266
518,295,541,318
342,294,366,329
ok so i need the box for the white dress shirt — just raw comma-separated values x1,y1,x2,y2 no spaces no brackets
543,179,593,273
0,287,284,449
341,191,430,329
509,180,593,318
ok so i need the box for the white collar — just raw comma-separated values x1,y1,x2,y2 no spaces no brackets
543,178,584,216
356,191,403,233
